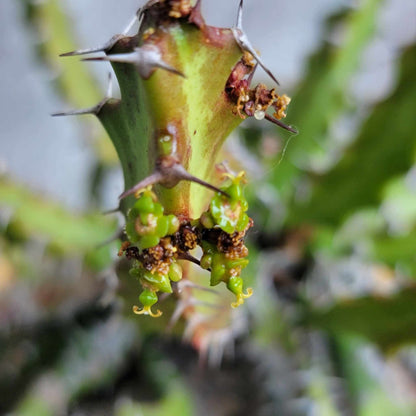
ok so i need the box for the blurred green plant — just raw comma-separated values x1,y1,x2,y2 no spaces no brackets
3,0,416,415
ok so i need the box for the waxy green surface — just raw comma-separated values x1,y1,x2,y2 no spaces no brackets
98,19,243,218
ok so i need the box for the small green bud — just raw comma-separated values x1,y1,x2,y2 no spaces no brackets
134,289,162,318
209,199,234,233
134,194,155,214
200,253,212,270
240,198,249,212
166,215,180,235
205,171,250,233
200,211,215,229
153,202,164,217
139,234,160,250
227,276,243,295
226,276,253,308
139,289,158,307
227,183,242,201
141,270,172,293
210,261,226,286
236,213,250,232
141,270,160,287
168,262,183,282
157,273,173,293
157,134,174,156
156,215,169,237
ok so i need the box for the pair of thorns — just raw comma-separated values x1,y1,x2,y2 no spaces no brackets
53,0,297,129
53,0,297,201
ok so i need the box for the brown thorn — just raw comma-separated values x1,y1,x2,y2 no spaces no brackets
190,0,203,22
154,62,185,79
233,29,280,86
139,0,160,17
52,73,114,117
119,171,163,200
170,163,230,198
264,113,298,134
177,252,211,271
232,0,280,86
119,158,230,201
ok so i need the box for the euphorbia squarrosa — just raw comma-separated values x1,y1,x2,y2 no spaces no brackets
57,0,295,356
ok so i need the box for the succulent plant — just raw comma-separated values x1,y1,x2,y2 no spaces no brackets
57,0,294,352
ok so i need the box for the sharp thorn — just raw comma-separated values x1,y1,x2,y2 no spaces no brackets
140,0,159,16
189,175,230,198
122,13,139,35
177,252,212,272
236,0,244,29
172,164,230,198
121,159,229,200
84,47,185,79
82,56,112,63
102,206,120,215
51,105,101,117
119,171,163,200
258,57,280,86
60,35,124,57
265,113,298,134
190,0,204,27
154,61,186,78
233,29,280,86
232,0,280,86
177,252,201,266
137,7,143,20
194,0,202,11
60,48,104,57
52,95,111,117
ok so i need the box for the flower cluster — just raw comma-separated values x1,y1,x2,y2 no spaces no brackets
199,172,253,308
125,187,179,250
120,172,253,317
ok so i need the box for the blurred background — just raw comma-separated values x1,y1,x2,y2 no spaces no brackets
1,0,416,414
